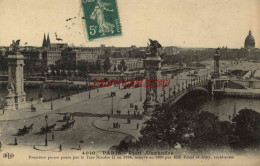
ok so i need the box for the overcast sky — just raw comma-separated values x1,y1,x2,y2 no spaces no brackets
0,0,259,48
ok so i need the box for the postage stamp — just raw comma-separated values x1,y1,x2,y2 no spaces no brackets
82,0,122,40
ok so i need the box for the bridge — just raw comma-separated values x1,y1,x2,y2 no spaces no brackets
161,76,210,106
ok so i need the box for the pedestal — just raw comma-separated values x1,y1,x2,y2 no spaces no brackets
4,91,16,111
4,53,28,111
143,54,163,114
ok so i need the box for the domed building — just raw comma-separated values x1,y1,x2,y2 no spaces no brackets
244,30,255,49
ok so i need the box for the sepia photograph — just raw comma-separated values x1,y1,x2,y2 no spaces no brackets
0,0,260,165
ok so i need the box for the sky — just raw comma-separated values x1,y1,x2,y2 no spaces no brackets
0,0,259,48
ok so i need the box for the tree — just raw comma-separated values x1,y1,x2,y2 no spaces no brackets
113,65,117,72
118,59,127,72
123,65,127,72
231,108,260,149
117,64,122,72
103,57,111,72
77,60,87,75
136,105,176,149
96,60,101,72
0,52,8,72
188,111,233,150
49,65,56,75
133,104,196,149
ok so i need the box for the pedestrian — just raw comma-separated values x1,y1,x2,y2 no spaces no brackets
127,110,130,116
108,115,110,121
3,109,4,115
59,144,62,152
228,114,231,120
137,122,139,130
52,133,55,141
14,137,18,145
116,122,118,128
78,144,81,150
137,111,140,117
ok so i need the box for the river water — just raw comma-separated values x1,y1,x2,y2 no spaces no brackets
198,96,260,121
0,84,80,107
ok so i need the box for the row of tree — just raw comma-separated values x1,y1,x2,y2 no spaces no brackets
45,58,128,77
119,104,260,152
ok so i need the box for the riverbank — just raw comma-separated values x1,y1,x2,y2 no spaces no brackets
213,88,260,98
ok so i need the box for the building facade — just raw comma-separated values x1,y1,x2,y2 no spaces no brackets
110,58,144,72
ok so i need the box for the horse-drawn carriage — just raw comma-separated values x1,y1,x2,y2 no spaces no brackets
107,92,116,97
123,83,132,89
17,124,33,136
31,106,36,112
61,120,75,130
63,113,71,121
40,123,56,134
124,93,131,99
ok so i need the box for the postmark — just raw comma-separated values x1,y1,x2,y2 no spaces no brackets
82,0,122,40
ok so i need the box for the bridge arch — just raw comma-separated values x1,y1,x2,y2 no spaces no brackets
163,86,209,106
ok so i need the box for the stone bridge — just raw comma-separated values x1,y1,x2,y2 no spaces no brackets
162,78,210,105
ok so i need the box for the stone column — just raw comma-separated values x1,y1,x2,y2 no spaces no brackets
4,53,28,111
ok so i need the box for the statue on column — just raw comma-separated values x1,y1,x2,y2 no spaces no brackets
147,39,162,57
9,40,20,54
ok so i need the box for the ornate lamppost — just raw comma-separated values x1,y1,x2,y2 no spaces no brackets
50,95,53,110
111,92,116,115
140,85,142,101
88,76,91,99
45,114,48,146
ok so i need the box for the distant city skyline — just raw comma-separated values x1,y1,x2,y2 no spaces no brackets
0,0,259,48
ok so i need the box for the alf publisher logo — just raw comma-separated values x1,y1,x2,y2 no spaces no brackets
3,152,15,159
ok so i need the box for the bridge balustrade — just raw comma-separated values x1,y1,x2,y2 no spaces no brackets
163,78,209,105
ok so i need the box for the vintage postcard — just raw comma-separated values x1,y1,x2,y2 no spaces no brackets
0,0,260,166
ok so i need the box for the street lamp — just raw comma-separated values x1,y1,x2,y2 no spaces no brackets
45,114,48,146
140,84,142,101
88,77,91,99
58,87,60,99
163,89,166,102
111,92,116,115
50,95,53,110
173,85,176,96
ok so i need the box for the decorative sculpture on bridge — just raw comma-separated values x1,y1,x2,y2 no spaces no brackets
4,40,28,111
147,39,162,57
143,39,163,115
9,40,21,54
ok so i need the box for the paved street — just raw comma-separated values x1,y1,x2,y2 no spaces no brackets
0,83,146,152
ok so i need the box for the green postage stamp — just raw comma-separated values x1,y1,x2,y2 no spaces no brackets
82,0,122,40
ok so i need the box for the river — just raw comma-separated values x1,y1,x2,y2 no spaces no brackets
198,96,260,121
0,84,82,107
